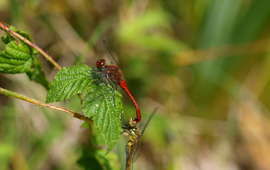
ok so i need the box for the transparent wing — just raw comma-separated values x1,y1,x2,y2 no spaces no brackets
130,108,158,165
103,40,120,67
131,138,141,163
141,107,158,135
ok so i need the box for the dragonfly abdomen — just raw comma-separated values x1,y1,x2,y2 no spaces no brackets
125,126,141,170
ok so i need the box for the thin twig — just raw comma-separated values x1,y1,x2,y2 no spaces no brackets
0,87,93,124
0,22,62,70
0,22,87,114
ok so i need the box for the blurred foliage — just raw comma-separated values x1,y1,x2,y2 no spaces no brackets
1,0,270,169
77,125,120,170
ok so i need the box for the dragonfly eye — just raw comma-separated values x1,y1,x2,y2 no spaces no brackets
128,117,137,128
96,59,106,69
132,119,138,125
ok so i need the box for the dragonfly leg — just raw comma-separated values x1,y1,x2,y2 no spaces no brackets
92,72,103,78
105,74,116,89
121,130,128,135
91,73,104,85
120,112,128,126
112,80,118,90
88,70,102,79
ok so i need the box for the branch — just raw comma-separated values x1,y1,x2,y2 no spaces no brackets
0,87,93,124
0,22,62,70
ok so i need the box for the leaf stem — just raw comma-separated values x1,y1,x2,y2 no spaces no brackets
0,22,62,70
0,87,93,124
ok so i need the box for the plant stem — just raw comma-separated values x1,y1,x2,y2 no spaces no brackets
0,87,93,124
0,22,62,70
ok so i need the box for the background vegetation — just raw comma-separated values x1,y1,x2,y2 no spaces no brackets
1,0,270,169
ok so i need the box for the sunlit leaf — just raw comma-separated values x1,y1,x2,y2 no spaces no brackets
0,41,33,73
0,26,49,89
83,83,123,155
46,65,93,103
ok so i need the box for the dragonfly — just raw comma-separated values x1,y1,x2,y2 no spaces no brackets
121,108,158,170
95,40,141,123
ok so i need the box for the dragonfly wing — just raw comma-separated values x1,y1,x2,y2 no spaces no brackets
103,40,120,68
141,107,158,135
125,138,141,170
126,142,136,170
131,138,141,163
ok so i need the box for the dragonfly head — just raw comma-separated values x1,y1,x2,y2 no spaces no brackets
96,59,106,70
128,117,138,128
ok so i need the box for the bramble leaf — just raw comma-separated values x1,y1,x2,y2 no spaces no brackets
0,41,33,73
26,58,50,90
0,26,49,89
83,83,123,155
46,65,93,103
1,26,35,45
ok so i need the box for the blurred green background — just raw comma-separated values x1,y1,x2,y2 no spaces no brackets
1,0,270,169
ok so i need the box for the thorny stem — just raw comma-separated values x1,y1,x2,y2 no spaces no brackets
0,22,90,123
0,87,93,124
0,22,88,120
0,22,62,70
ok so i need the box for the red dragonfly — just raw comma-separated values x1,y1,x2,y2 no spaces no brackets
95,41,141,123
121,108,158,170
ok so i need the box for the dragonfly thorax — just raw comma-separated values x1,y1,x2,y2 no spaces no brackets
128,127,141,145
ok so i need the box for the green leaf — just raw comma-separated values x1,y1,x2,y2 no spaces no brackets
1,26,34,45
46,65,93,103
0,26,49,89
26,58,50,90
1,32,15,45
92,127,106,146
83,83,123,155
0,41,33,73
